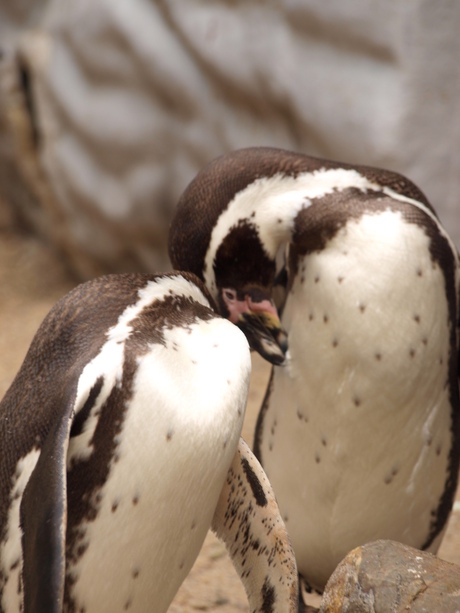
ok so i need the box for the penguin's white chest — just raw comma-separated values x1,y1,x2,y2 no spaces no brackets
260,210,454,589
66,319,250,613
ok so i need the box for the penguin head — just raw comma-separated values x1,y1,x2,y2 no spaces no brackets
170,215,288,365
217,284,287,366
211,222,288,365
169,150,289,366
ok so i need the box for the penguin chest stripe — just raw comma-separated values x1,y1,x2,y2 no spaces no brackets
67,375,113,469
70,377,104,439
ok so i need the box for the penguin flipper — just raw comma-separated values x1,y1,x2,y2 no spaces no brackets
212,437,299,612
20,402,74,613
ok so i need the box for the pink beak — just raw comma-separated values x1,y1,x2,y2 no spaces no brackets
225,293,279,324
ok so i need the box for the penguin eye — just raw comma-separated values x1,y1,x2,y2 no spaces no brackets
223,289,236,301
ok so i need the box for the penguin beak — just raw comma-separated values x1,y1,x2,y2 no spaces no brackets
220,287,288,365
237,311,288,366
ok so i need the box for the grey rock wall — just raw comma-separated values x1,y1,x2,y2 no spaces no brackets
1,1,459,278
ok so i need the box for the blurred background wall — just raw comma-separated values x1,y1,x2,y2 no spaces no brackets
1,0,459,279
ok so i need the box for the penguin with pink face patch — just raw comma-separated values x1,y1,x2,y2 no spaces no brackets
0,272,299,613
169,146,460,601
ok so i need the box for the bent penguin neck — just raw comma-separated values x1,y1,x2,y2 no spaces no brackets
169,147,438,299
203,165,436,302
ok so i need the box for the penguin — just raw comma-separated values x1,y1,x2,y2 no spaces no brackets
169,146,460,595
0,271,299,612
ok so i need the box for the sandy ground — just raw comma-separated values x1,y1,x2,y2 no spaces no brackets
1,225,460,611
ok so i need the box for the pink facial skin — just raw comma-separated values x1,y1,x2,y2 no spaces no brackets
220,287,288,366
221,288,279,324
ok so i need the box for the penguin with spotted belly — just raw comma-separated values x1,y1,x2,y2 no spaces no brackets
169,147,460,598
0,272,299,612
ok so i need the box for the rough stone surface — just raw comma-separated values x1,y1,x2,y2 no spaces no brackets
1,2,460,280
321,539,460,613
